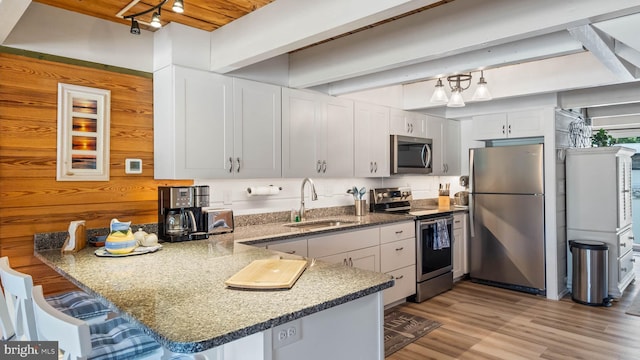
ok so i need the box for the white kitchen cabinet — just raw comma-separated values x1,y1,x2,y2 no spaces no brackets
231,78,282,178
452,213,468,280
354,102,390,177
426,116,460,175
566,146,636,298
379,221,416,306
318,246,380,272
390,108,426,137
154,65,233,179
308,227,379,258
265,238,308,257
471,109,545,140
153,66,281,179
282,88,354,178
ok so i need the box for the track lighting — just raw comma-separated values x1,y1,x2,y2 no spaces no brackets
150,11,162,28
122,0,185,34
130,18,141,35
172,0,184,13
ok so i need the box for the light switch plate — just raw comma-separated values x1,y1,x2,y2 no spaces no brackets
125,158,142,174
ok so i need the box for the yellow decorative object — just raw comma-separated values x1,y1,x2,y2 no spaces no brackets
105,219,137,254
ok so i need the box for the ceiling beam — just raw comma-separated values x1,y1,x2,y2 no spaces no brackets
320,31,584,96
615,42,640,69
288,0,640,89
568,24,637,81
209,0,442,73
0,0,31,44
559,81,640,108
587,103,640,118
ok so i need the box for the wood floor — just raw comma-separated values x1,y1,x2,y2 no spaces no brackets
388,253,640,360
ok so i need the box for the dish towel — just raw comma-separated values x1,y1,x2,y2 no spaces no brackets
433,220,450,250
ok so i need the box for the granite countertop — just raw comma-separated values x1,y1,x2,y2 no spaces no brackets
35,234,393,354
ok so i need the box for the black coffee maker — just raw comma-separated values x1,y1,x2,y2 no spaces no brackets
158,186,209,242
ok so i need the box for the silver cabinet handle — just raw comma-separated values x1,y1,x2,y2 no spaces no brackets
502,124,506,134
395,230,403,235
622,267,628,272
395,247,404,251
322,160,327,173
236,157,240,173
228,157,233,173
348,257,353,267
395,275,404,280
317,160,322,173
370,161,374,173
374,162,378,172
286,250,296,254
621,243,627,247
508,124,511,134
343,258,348,266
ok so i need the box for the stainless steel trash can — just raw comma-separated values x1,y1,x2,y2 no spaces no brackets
569,240,610,306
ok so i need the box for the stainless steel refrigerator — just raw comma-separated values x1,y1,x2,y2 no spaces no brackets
469,143,546,295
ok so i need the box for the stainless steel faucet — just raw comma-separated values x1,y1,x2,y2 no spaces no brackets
299,178,318,221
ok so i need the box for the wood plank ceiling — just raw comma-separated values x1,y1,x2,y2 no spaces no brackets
32,0,275,32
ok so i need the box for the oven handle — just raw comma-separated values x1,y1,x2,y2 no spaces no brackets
418,216,453,227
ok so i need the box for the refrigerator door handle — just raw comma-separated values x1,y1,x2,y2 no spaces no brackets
469,149,475,238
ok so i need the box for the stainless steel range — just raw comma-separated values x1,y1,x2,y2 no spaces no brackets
370,187,454,302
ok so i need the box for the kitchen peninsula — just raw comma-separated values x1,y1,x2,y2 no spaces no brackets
34,216,398,359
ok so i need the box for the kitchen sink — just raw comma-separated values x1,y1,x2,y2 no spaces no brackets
283,219,359,231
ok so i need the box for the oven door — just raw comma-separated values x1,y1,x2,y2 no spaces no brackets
416,216,453,282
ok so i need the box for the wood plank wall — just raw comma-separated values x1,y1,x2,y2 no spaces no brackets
0,52,191,294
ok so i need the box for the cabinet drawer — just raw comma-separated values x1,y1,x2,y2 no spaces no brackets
308,227,379,258
266,239,308,257
380,222,415,244
453,214,464,230
380,238,416,273
619,230,634,256
383,265,416,306
619,250,635,282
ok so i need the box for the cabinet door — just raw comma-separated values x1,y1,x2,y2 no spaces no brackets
383,265,416,306
471,113,507,140
390,109,425,137
446,119,461,175
507,109,544,138
426,115,446,175
308,227,379,258
618,155,632,229
154,66,234,179
452,227,464,279
233,78,281,178
323,96,354,177
349,246,380,272
282,88,320,177
380,238,415,273
354,102,389,177
266,239,308,257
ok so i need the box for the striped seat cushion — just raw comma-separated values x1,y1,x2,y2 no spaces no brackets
89,317,161,360
45,291,111,320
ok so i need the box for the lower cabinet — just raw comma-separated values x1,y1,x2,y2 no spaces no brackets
452,213,469,280
259,221,419,307
266,239,308,257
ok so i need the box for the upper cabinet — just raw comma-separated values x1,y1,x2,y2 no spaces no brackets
472,109,545,140
390,109,426,137
426,116,460,175
154,66,281,179
354,102,390,177
282,88,354,178
154,65,233,180
232,78,282,178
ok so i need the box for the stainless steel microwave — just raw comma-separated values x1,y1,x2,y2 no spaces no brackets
390,135,433,174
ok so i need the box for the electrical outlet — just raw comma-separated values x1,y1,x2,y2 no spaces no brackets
272,319,302,349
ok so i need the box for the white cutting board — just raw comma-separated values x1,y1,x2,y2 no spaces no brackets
225,258,308,289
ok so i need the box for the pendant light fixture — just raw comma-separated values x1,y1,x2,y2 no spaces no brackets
429,78,449,104
122,0,185,34
471,70,492,101
429,70,492,107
